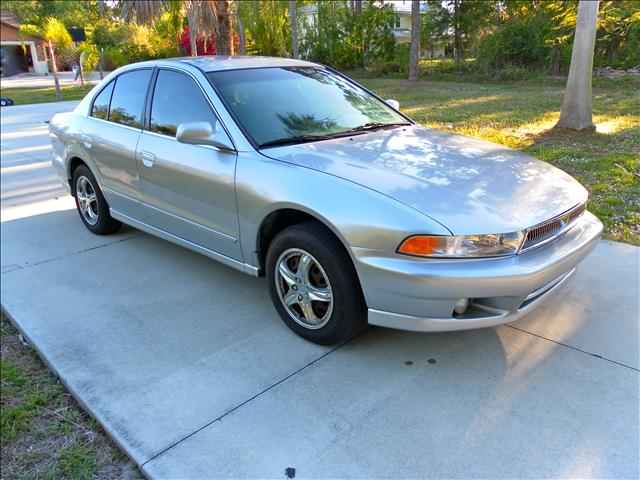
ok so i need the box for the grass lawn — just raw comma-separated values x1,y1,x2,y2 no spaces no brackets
352,75,640,245
0,85,94,105
0,312,140,479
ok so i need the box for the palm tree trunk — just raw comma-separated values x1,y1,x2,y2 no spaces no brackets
556,0,599,131
48,40,62,100
98,48,104,80
188,8,198,56
408,0,420,81
289,0,298,59
236,16,246,55
215,0,233,55
97,1,106,77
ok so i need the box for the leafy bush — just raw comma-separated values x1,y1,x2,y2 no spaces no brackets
57,44,79,71
300,1,396,70
476,19,552,72
77,42,98,72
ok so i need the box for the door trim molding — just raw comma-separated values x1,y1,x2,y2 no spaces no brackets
144,202,237,243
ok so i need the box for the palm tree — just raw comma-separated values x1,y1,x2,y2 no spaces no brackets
215,1,233,55
408,0,420,81
556,0,600,130
42,18,72,100
120,0,168,24
289,0,298,59
184,0,203,56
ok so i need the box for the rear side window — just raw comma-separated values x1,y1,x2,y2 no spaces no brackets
150,69,217,137
108,69,152,129
91,80,114,120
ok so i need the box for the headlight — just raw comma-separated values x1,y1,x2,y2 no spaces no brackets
397,232,525,258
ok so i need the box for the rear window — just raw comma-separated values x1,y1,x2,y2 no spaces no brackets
91,80,114,120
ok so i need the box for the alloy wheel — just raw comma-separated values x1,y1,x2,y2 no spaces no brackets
76,175,99,225
274,248,334,329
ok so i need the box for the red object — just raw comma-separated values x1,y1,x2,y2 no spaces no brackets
178,25,217,55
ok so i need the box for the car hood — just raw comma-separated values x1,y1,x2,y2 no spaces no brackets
260,125,588,235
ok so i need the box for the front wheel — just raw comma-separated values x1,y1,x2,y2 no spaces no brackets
72,164,121,235
266,222,367,345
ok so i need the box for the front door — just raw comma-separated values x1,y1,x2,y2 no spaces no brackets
136,68,241,260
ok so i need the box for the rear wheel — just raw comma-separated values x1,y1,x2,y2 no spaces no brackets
266,222,366,345
72,164,121,235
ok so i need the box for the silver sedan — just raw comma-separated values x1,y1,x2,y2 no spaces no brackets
49,57,602,345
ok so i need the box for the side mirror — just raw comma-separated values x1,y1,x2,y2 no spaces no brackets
176,121,234,151
386,99,400,110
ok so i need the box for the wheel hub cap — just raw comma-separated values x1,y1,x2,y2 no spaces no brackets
75,175,99,225
275,248,333,329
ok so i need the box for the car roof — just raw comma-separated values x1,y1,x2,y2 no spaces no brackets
172,55,318,72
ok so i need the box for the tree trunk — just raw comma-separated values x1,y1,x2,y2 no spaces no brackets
215,0,233,55
452,0,462,62
289,0,298,59
98,48,104,80
236,16,246,55
96,1,105,79
549,44,561,76
48,41,62,100
556,0,599,131
355,0,362,16
408,0,420,81
188,10,198,56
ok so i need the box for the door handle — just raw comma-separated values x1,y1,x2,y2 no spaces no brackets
139,150,155,167
81,134,92,149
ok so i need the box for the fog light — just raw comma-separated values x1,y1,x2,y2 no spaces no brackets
454,298,469,315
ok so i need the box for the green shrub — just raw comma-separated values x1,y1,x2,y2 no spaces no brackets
476,19,552,72
77,42,98,72
300,1,396,70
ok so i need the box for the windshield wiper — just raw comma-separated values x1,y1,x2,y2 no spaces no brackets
258,134,333,148
258,122,411,148
340,122,410,134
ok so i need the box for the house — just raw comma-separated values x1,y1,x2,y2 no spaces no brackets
386,0,447,58
1,9,49,76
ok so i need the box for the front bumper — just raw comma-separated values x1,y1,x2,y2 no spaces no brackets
353,211,603,332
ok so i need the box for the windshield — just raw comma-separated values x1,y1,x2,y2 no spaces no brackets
207,67,408,148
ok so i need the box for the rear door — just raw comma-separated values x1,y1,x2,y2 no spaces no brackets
81,69,153,219
135,68,241,260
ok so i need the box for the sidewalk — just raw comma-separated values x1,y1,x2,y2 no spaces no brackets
1,71,106,90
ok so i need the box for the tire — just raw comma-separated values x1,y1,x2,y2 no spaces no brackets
0,99,7,107
72,164,121,235
266,221,367,345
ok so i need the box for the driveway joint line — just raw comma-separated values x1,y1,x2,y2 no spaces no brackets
140,336,357,467
1,233,146,274
506,324,639,372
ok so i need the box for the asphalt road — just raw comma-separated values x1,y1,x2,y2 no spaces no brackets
1,101,638,478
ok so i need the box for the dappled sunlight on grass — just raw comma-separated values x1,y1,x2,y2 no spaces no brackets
355,76,640,245
594,115,636,135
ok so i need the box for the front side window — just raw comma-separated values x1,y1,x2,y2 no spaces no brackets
208,67,407,148
150,70,217,137
91,80,114,120
108,69,152,129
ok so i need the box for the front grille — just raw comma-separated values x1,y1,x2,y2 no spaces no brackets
520,203,586,252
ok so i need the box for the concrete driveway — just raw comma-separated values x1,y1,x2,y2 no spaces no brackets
1,101,638,479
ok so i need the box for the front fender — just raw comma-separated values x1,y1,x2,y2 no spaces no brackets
235,152,450,269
